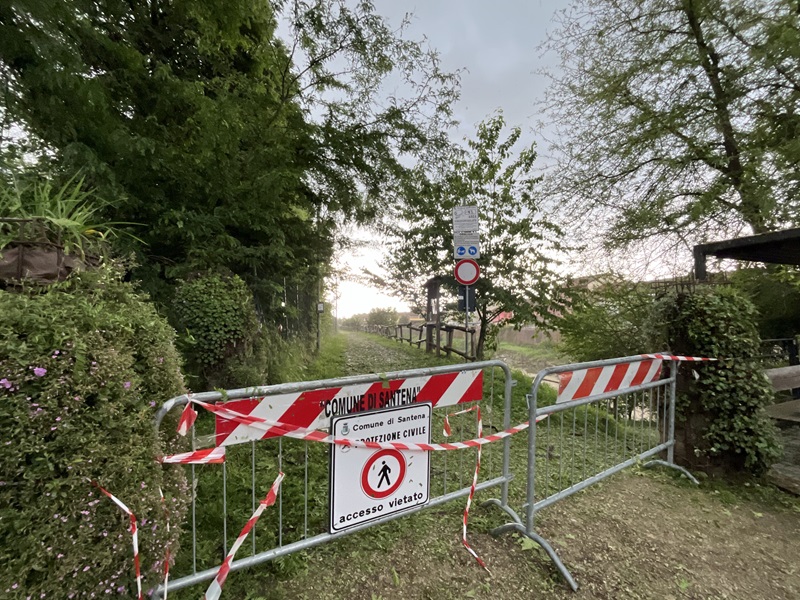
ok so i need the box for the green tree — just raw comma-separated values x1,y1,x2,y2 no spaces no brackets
380,114,566,359
366,307,399,328
540,0,800,256
0,0,458,318
556,276,657,361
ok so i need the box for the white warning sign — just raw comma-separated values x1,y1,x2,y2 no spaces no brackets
329,403,431,533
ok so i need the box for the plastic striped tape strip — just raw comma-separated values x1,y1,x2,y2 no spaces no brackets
557,358,663,405
214,370,483,447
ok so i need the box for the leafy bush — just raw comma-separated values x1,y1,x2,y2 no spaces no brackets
660,286,782,475
0,265,188,598
172,273,268,389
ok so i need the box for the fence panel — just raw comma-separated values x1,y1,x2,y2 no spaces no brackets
153,361,519,598
492,354,698,591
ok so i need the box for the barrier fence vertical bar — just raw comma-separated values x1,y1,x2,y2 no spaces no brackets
582,404,589,481
191,421,197,574
251,441,256,555
558,411,564,491
667,360,677,464
488,367,495,479
501,363,512,507
278,438,283,547
304,444,309,539
544,414,551,499
222,461,228,555
570,409,577,486
459,415,465,489
525,379,538,536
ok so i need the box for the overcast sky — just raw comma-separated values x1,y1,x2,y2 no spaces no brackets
336,0,572,318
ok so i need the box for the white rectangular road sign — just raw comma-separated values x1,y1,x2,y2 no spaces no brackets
452,205,479,233
329,403,431,533
454,231,480,259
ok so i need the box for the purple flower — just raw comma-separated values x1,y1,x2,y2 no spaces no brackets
123,381,131,390
0,378,11,389
33,367,47,377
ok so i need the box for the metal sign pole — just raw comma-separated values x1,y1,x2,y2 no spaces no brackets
465,285,469,359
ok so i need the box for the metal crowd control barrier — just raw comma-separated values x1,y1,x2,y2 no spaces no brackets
492,354,698,591
153,361,519,598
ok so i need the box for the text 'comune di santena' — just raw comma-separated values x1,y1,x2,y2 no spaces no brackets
322,386,422,418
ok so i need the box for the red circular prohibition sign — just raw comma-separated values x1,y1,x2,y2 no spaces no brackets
361,449,406,499
454,259,480,285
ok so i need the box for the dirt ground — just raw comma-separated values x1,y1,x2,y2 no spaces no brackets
264,469,799,600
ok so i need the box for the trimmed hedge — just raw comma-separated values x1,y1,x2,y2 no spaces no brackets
0,266,188,598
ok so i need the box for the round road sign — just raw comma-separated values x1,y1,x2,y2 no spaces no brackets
454,259,480,285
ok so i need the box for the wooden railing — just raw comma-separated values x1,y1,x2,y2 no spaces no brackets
365,322,476,361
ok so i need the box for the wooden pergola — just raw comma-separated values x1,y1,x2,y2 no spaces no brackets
694,227,800,280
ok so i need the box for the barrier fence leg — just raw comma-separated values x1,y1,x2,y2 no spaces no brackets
489,379,579,591
643,361,699,484
483,364,524,525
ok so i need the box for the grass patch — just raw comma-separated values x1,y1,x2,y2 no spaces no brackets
495,340,564,362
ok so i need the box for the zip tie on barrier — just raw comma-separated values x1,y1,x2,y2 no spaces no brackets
443,405,490,572
91,481,142,600
159,447,226,464
158,488,171,599
176,403,197,436
640,354,716,361
182,397,548,452
204,472,285,600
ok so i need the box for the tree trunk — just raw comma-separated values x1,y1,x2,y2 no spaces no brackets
682,0,769,234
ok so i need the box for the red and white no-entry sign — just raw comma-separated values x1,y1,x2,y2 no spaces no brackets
454,259,480,285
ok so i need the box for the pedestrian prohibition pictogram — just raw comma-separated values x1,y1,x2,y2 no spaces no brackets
329,403,431,533
361,449,406,499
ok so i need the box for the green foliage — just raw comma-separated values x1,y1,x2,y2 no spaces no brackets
173,273,266,389
0,264,188,599
0,173,135,258
380,113,566,359
660,286,782,475
0,0,458,322
542,0,800,256
366,307,400,328
729,268,800,339
556,276,657,361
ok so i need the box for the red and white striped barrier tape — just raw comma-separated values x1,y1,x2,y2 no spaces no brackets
442,405,490,572
91,481,142,600
176,404,197,436
180,397,546,452
204,472,285,600
159,446,226,464
641,353,716,362
442,406,479,437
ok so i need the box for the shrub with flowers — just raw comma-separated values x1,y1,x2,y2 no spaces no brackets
0,265,189,598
